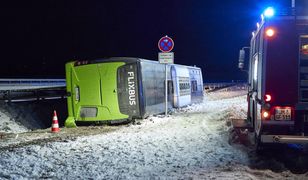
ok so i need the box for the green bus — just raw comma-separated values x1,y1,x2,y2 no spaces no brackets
65,57,203,127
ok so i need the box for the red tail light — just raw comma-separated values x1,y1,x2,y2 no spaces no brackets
264,94,272,102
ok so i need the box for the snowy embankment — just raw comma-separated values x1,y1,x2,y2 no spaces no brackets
0,89,307,179
0,100,67,134
0,102,44,133
0,110,28,133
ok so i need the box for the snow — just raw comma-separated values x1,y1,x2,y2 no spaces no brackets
0,100,66,133
0,103,29,133
1,89,308,179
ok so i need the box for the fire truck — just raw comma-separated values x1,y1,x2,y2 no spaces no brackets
237,1,308,149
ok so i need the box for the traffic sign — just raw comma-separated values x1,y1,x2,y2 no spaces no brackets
158,36,174,52
158,36,174,117
159,52,174,64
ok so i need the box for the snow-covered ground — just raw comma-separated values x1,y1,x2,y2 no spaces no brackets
0,89,308,179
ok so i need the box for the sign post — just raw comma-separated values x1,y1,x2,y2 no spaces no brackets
158,35,174,116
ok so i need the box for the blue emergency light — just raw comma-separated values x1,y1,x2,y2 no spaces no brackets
263,7,275,18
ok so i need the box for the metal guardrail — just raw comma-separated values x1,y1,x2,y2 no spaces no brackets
204,82,236,90
0,78,66,83
0,79,247,102
0,79,66,102
204,82,247,91
0,79,66,91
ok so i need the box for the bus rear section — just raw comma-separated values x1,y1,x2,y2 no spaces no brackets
65,61,139,127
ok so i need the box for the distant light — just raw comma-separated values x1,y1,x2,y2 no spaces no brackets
264,7,275,18
265,28,275,37
256,22,260,28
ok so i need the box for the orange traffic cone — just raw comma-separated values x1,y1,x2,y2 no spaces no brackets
51,110,60,133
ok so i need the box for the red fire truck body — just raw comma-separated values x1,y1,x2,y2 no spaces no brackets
240,7,308,147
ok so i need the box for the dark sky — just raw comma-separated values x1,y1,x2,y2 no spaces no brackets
0,0,292,81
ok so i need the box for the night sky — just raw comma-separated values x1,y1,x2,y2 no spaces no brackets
1,0,293,81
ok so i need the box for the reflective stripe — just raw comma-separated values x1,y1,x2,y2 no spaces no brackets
52,124,59,128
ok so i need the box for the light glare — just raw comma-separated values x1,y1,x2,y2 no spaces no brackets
264,7,275,18
263,111,269,118
266,28,275,37
265,94,271,102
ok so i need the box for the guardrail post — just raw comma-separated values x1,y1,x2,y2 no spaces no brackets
35,90,40,101
7,90,11,104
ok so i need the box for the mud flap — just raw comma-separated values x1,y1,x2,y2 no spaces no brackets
254,133,264,153
228,119,253,146
228,128,251,146
65,117,77,128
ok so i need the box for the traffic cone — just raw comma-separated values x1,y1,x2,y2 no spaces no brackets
51,110,60,133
